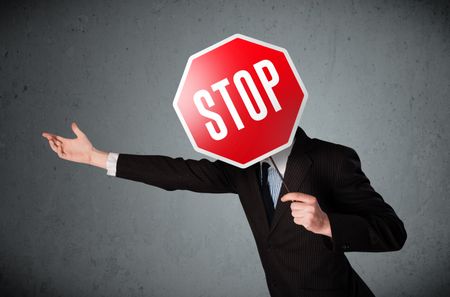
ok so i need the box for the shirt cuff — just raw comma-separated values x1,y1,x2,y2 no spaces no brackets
106,152,119,176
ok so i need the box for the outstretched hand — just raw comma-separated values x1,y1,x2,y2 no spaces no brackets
42,122,96,165
281,192,332,238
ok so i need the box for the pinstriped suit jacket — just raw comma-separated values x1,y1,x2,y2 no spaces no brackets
114,127,407,297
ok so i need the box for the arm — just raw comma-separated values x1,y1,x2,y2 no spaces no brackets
325,147,407,252
113,153,237,193
42,122,236,194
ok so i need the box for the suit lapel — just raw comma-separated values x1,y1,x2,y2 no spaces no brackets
245,163,272,233
269,127,314,234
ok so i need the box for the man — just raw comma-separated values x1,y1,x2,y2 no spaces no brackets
42,122,407,297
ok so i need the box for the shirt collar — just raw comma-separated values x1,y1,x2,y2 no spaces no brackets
260,137,295,177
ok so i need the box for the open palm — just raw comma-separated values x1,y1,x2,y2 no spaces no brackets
42,122,94,164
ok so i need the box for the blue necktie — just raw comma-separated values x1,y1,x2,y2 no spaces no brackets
261,162,275,224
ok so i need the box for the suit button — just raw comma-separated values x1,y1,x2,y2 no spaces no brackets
272,281,277,287
267,244,272,251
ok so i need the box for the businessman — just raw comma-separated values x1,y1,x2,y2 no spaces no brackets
42,122,407,297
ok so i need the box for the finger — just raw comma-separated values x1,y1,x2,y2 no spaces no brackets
290,203,314,212
71,122,85,138
294,217,309,228
46,137,62,147
291,209,314,218
47,136,62,146
50,140,65,158
281,192,316,204
42,132,57,140
293,216,313,228
42,132,66,143
293,217,304,225
54,139,62,146
48,140,59,154
55,135,68,142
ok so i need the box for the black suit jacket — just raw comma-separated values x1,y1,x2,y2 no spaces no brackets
114,127,407,297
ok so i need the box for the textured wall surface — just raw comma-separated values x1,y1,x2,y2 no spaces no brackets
1,0,449,296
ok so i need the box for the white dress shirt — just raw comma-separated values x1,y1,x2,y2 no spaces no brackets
106,152,119,176
106,138,295,208
260,139,294,207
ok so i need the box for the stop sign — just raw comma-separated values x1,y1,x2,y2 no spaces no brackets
173,34,308,168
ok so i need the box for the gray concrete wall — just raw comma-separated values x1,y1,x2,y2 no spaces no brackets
1,0,449,296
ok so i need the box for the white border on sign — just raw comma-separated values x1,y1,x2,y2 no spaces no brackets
172,33,309,169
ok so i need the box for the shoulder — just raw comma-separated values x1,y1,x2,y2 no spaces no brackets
305,137,363,186
308,137,359,163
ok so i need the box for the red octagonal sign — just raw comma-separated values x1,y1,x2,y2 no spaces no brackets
173,34,308,168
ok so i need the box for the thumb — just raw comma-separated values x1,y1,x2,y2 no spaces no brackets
280,192,296,202
280,192,311,203
71,122,85,138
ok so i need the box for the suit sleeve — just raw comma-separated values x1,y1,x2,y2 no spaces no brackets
113,153,237,194
324,147,407,252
